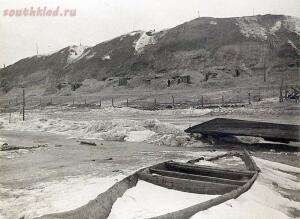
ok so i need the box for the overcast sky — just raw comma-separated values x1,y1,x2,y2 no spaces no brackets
0,0,299,66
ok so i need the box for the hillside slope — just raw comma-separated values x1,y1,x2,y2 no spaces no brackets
0,14,299,96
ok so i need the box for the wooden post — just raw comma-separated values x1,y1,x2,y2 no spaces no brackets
126,98,129,107
85,98,87,105
22,88,25,121
8,100,10,106
248,92,251,105
99,98,101,107
154,98,157,106
72,97,75,105
279,87,283,102
172,96,175,108
112,98,114,107
279,75,284,103
201,96,204,107
284,84,288,99
222,96,224,106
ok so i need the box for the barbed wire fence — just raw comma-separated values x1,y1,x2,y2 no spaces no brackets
0,84,298,121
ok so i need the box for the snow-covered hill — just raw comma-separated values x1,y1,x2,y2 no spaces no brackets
0,14,299,96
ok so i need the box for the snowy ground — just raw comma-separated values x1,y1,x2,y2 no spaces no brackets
0,106,299,218
0,107,213,147
107,157,300,219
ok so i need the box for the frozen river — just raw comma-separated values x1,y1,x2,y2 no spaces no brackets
0,106,299,218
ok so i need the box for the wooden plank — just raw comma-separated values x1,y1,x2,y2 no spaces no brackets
150,168,247,186
165,161,255,180
185,118,300,143
137,172,238,195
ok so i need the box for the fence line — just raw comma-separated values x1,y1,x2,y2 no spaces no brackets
0,84,298,113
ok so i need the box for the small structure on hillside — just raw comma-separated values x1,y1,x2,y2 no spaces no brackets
168,75,191,86
167,79,171,87
119,77,130,86
143,79,151,86
180,75,191,84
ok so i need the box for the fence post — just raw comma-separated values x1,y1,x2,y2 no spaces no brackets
8,100,10,106
248,92,251,105
72,97,75,105
22,88,25,121
279,87,283,102
99,98,101,107
112,98,114,107
172,96,175,108
85,98,87,105
201,96,204,107
284,84,288,99
126,98,129,107
222,95,224,106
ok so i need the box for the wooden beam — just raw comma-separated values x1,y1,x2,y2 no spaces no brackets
138,172,238,195
165,161,255,180
150,168,247,186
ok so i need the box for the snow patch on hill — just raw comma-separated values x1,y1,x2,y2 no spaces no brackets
270,20,282,34
129,31,143,36
86,52,96,60
67,45,90,64
102,55,111,60
236,17,268,41
288,39,299,52
134,31,157,54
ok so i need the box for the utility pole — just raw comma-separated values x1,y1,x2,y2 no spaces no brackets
22,87,25,121
36,43,39,56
